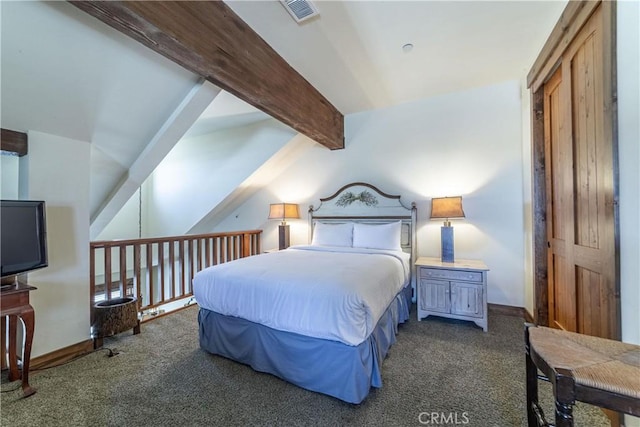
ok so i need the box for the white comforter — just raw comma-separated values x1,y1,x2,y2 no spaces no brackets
193,245,410,346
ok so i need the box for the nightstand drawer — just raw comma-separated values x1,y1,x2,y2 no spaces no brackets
419,268,482,282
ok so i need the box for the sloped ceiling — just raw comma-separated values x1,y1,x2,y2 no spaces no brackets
1,1,271,220
1,1,200,217
1,0,567,233
183,91,269,139
227,0,567,114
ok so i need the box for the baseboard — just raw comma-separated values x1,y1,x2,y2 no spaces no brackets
488,303,526,319
31,339,94,371
523,308,535,323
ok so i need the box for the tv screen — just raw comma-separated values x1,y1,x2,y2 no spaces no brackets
1,200,48,278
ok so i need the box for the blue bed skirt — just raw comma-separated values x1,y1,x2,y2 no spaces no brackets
198,284,411,404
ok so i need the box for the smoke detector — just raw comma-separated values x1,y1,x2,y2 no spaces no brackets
280,0,319,24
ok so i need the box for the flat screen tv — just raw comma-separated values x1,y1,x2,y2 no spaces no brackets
1,200,48,279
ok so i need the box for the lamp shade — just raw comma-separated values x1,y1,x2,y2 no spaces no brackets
268,203,300,221
430,196,465,220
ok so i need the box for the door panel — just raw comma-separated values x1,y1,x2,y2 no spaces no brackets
571,33,600,252
450,282,483,318
545,66,573,331
552,254,575,331
544,5,618,339
420,279,448,314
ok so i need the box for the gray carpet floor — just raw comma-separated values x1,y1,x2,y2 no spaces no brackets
1,305,609,426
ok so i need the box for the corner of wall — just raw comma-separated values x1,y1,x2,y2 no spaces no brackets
24,130,92,358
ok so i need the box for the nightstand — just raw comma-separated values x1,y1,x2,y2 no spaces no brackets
415,257,489,331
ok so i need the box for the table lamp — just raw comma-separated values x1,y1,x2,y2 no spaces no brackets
430,196,465,262
268,203,300,250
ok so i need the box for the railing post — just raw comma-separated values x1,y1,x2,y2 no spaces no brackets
119,245,127,297
104,247,112,301
242,233,251,258
90,246,96,325
179,240,186,297
146,243,153,307
169,240,175,301
134,244,141,310
205,237,211,268
158,242,165,304
188,239,195,282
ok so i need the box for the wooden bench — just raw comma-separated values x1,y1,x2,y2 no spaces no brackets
525,324,640,426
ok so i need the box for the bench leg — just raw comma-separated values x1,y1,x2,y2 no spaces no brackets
554,368,575,427
555,400,574,427
525,325,540,426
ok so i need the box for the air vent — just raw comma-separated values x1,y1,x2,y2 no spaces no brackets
280,0,319,24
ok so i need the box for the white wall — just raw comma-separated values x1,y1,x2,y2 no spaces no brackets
618,0,640,352
215,80,526,307
23,131,91,358
144,120,294,237
96,187,144,241
1,155,20,199
520,77,535,318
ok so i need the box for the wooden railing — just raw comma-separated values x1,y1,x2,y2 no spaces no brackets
89,230,262,317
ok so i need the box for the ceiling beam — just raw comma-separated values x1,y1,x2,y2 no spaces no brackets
1,129,28,156
69,1,344,150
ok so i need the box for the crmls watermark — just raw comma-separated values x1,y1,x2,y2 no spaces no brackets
418,411,470,425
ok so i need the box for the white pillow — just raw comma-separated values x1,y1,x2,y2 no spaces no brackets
311,222,353,247
352,221,402,251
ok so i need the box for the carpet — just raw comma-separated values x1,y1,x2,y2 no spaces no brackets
1,305,610,426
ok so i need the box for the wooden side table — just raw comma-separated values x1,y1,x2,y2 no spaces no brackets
415,257,489,331
1,282,37,397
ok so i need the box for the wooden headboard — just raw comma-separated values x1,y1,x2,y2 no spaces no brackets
309,182,417,292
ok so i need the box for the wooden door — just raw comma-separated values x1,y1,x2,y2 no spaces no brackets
543,4,619,339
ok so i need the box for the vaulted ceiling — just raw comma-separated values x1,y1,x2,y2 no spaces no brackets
227,1,567,113
1,0,566,233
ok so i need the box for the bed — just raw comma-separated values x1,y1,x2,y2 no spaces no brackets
193,182,417,403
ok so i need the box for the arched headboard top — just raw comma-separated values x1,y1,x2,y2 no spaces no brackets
309,182,415,219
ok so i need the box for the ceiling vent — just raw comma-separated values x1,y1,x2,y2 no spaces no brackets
280,0,319,24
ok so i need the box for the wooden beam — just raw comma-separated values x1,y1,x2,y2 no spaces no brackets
69,1,344,150
1,129,28,156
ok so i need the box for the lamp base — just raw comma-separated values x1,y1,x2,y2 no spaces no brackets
441,226,454,263
278,224,290,250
